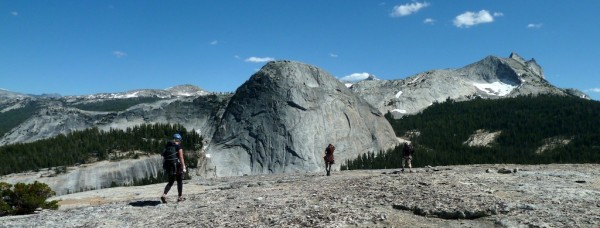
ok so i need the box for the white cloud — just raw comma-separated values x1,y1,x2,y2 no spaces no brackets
493,12,504,17
210,40,218,45
390,2,430,17
453,10,496,28
587,88,600,93
329,53,338,58
423,18,435,24
245,57,275,63
112,50,127,58
527,23,543,29
11,11,18,16
340,72,370,81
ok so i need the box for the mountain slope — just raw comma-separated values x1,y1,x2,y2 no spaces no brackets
350,53,590,117
384,95,600,166
0,87,227,146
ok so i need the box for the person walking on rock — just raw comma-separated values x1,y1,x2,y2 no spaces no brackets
401,142,414,173
324,144,335,176
161,133,187,203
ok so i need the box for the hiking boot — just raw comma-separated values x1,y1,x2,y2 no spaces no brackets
160,196,167,204
177,197,186,202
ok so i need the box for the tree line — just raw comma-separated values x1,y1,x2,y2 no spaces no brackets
343,95,600,170
72,97,162,111
0,123,203,175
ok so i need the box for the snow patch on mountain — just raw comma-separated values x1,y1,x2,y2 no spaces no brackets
395,91,403,98
473,82,517,96
76,85,209,100
409,74,424,84
392,109,407,114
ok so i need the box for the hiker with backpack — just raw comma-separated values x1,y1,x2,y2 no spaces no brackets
161,133,187,203
401,142,415,173
324,144,335,176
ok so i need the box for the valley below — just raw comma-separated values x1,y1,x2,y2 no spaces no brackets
1,164,599,227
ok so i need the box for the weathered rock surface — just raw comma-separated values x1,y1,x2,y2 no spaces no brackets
0,89,32,113
205,61,398,176
0,155,164,195
463,129,502,147
1,164,598,227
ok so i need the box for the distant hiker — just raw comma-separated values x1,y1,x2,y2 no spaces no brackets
401,142,414,173
161,133,187,203
324,144,335,176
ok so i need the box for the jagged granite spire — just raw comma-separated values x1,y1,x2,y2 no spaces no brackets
509,52,544,78
509,52,526,63
525,58,544,78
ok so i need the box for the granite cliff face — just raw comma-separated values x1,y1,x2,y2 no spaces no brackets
349,53,590,117
205,61,399,176
0,155,164,195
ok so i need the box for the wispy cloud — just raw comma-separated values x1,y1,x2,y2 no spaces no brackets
340,72,371,81
234,55,240,59
210,40,218,45
493,12,504,17
329,53,338,58
527,23,543,29
453,10,499,28
11,11,18,16
245,57,275,63
423,18,435,24
587,88,600,93
390,2,430,17
112,50,127,58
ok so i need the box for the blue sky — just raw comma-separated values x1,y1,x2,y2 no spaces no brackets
1,1,599,100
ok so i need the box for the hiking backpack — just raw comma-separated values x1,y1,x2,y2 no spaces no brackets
162,141,179,174
162,142,179,161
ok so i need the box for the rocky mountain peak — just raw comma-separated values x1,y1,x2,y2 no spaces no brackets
251,60,338,90
365,74,380,81
350,53,576,118
525,58,544,78
508,53,544,78
509,52,526,63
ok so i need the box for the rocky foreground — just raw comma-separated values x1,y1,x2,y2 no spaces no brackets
1,164,599,227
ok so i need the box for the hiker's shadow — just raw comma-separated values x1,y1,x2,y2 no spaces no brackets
129,200,162,207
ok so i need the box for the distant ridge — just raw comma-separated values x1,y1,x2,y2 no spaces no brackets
349,53,589,118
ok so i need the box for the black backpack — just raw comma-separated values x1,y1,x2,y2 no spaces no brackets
162,142,179,161
162,141,179,174
403,144,414,156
